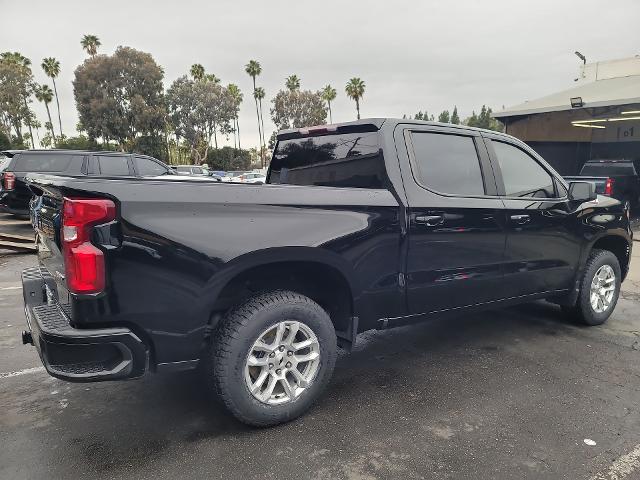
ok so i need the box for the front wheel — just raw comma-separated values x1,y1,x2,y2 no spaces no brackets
562,249,621,326
205,290,337,427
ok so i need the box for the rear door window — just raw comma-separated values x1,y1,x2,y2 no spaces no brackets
12,153,74,172
409,131,485,196
134,156,168,176
269,130,386,188
96,155,131,176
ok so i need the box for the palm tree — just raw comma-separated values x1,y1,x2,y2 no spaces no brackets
41,57,63,137
245,60,264,162
80,35,101,57
190,63,205,81
285,75,300,92
254,87,266,167
204,73,220,84
345,78,365,120
228,84,243,150
321,85,337,123
34,84,56,144
1,52,35,148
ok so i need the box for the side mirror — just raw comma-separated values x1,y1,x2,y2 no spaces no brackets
569,181,596,202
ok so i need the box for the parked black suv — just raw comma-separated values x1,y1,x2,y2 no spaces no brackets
0,150,173,216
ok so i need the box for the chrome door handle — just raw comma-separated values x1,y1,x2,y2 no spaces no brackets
415,215,444,226
510,214,531,225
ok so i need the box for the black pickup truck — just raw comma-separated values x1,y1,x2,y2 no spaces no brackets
22,119,632,426
565,159,640,213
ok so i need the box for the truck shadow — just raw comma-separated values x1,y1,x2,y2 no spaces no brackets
32,300,588,474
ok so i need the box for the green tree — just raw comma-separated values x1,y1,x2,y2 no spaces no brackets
227,83,243,149
285,74,301,92
41,57,63,137
206,146,251,171
80,35,101,57
190,63,205,81
438,110,450,123
270,89,327,130
34,84,56,143
345,78,365,119
450,106,460,124
0,52,35,148
321,85,337,123
0,130,11,150
166,75,236,164
73,46,166,148
412,111,433,121
204,73,220,84
245,60,264,163
465,111,479,127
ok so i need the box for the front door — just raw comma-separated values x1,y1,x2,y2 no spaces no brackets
483,135,582,298
398,125,507,315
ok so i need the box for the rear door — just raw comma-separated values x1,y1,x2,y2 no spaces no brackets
398,125,507,314
484,135,582,297
92,154,134,176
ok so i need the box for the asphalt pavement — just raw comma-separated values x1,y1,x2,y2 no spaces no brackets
1,212,639,480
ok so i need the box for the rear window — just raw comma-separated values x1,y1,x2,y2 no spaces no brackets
580,162,636,176
12,153,74,172
269,131,386,188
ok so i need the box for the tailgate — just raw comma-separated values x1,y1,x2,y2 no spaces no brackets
31,191,69,306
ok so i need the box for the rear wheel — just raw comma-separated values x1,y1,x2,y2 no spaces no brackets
562,249,621,326
205,290,337,427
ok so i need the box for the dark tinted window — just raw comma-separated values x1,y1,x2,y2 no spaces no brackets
492,141,555,198
580,162,636,176
96,155,131,176
410,132,484,195
12,153,74,172
269,131,386,188
134,156,168,176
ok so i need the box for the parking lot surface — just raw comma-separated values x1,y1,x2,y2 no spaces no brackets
1,212,639,480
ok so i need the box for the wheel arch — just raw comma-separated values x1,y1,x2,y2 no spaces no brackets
205,247,360,339
589,233,631,281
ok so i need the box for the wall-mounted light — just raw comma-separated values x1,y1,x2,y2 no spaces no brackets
608,116,640,122
570,97,584,108
571,123,605,129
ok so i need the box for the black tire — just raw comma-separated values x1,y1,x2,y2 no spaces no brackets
205,290,337,427
562,249,621,326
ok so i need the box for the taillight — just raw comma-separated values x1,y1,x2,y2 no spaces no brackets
3,172,15,190
62,197,116,294
604,177,614,196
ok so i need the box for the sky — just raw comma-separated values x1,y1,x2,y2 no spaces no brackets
1,0,639,149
